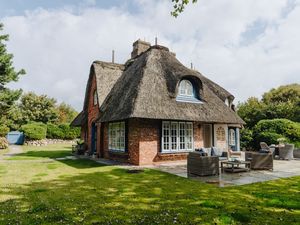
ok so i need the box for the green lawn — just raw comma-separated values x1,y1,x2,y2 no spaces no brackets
0,144,299,225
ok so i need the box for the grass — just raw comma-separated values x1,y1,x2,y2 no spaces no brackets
0,144,299,224
8,143,73,160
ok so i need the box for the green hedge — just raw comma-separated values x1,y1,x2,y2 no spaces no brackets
46,123,65,139
0,125,9,137
58,124,80,140
47,123,80,140
20,122,80,141
253,119,300,148
20,122,47,140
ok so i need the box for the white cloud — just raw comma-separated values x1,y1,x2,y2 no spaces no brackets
2,0,300,111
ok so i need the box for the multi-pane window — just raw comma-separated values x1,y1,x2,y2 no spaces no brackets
179,80,193,96
109,122,125,151
229,129,236,146
162,121,193,152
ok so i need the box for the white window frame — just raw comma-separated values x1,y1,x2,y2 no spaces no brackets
161,121,193,153
229,129,236,146
179,80,193,97
108,122,125,152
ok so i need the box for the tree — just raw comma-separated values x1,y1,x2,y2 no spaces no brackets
56,102,78,124
238,84,300,149
237,97,266,129
171,0,198,17
0,23,25,126
20,92,58,124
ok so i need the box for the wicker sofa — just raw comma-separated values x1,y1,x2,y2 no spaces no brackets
245,152,273,170
279,144,294,160
187,152,219,176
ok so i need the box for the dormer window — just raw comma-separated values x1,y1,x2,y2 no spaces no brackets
176,79,202,103
93,91,98,106
179,80,193,96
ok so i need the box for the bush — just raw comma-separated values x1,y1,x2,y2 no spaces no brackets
20,122,47,140
58,123,80,140
0,125,9,137
0,137,9,149
253,119,300,148
240,128,253,150
46,123,64,139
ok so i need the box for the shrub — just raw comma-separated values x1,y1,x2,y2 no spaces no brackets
0,125,9,137
240,128,253,150
253,119,300,148
58,124,80,140
46,123,64,139
0,137,9,149
20,122,47,140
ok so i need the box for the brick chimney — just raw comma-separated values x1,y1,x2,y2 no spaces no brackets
131,39,151,58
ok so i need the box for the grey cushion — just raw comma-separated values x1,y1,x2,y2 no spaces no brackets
211,147,223,157
202,148,211,156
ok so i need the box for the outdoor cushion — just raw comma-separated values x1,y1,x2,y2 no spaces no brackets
211,147,223,157
202,148,211,156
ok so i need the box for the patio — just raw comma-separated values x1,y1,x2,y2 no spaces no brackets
143,159,300,187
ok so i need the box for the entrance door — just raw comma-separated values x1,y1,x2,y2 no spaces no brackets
91,123,97,155
203,124,212,148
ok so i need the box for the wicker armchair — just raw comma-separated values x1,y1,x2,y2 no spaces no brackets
244,151,273,170
187,152,219,176
251,153,273,170
279,144,294,160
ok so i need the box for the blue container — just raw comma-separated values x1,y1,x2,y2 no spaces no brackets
6,131,25,145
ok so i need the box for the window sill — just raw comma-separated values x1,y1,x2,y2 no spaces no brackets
176,96,203,104
160,150,193,154
109,149,126,154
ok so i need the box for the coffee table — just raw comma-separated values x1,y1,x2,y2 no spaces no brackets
221,160,251,173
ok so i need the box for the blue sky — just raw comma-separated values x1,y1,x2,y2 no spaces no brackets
0,0,139,16
1,0,299,111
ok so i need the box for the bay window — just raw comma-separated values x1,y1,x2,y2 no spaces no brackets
109,122,125,151
162,121,193,152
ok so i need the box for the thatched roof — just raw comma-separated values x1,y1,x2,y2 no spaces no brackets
70,111,86,127
71,61,124,127
98,46,244,124
83,61,124,110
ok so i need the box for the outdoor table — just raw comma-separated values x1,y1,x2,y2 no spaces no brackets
221,160,251,173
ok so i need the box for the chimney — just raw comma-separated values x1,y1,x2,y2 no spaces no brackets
131,39,151,58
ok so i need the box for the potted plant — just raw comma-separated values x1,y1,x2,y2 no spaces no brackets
277,137,286,147
75,139,86,155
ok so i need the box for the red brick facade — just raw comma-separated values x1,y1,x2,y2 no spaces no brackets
86,74,100,152
94,118,205,165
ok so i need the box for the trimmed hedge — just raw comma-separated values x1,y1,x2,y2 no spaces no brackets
253,119,300,148
46,123,64,139
58,123,80,140
47,123,80,140
0,125,9,137
20,122,47,140
20,122,79,141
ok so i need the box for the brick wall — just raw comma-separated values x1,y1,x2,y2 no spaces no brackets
100,119,206,165
86,74,100,152
128,119,160,165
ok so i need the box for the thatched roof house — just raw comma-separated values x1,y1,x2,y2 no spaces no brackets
72,40,244,165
